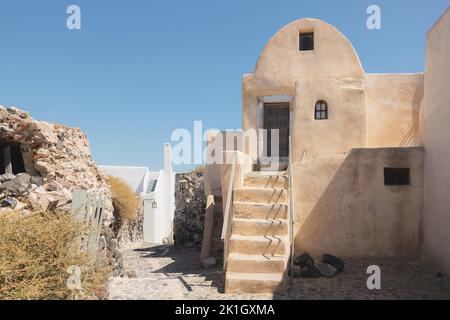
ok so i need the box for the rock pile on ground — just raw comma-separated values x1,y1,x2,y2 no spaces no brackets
292,252,345,278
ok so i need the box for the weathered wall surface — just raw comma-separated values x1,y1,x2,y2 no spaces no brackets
365,74,424,148
242,19,365,161
422,7,450,274
174,171,206,247
242,18,421,164
293,147,424,259
293,78,366,160
253,18,364,87
0,106,112,219
0,106,123,275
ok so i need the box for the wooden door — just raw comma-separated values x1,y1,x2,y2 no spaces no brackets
262,103,290,169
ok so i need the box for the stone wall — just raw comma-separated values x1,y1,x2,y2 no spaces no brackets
0,106,112,218
173,170,206,248
0,106,123,276
116,207,144,248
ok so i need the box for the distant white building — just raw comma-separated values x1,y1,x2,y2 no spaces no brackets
99,144,175,244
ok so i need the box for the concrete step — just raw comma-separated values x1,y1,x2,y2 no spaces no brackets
232,218,288,237
225,272,286,294
227,253,287,273
234,187,287,204
228,235,287,256
234,202,289,220
244,172,288,189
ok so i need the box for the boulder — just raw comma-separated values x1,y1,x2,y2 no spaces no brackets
322,254,345,272
294,252,315,269
202,256,217,269
30,176,44,186
288,265,302,278
316,263,338,277
0,173,31,196
0,173,15,183
300,265,322,278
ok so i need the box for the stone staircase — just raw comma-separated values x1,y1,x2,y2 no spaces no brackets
224,171,290,294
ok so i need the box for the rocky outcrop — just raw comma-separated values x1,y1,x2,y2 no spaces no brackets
0,106,112,220
0,106,122,276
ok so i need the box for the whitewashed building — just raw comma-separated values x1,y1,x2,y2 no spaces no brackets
99,144,175,244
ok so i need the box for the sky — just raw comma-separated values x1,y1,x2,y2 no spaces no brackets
0,0,448,172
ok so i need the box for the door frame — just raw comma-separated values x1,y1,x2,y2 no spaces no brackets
256,95,294,171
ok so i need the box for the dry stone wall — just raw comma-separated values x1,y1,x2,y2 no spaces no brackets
0,106,123,276
0,106,112,218
174,171,206,248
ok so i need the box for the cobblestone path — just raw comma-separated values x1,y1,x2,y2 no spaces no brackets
108,243,450,300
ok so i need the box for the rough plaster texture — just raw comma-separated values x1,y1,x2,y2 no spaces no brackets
293,78,366,161
365,73,424,148
253,18,364,87
293,148,424,259
242,18,423,163
422,7,450,274
211,14,450,264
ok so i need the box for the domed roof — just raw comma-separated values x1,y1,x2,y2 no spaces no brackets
253,18,364,86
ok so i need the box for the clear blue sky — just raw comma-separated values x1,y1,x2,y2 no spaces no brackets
0,0,448,172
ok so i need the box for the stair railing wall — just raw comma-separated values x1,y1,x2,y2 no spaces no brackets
221,153,237,272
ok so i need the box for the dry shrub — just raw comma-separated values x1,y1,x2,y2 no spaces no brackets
0,211,110,300
192,165,205,174
108,176,140,221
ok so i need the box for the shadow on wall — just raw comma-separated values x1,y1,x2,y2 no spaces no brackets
400,78,424,147
294,147,424,260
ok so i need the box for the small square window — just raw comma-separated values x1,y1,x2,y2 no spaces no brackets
299,32,314,51
384,168,410,186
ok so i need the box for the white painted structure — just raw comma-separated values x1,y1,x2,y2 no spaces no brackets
99,143,175,244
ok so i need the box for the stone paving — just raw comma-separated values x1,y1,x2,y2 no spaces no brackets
108,242,450,300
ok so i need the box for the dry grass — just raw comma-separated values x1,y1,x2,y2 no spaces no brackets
192,165,205,174
108,176,140,221
0,211,110,300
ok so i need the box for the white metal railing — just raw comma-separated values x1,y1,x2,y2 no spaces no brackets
221,153,237,271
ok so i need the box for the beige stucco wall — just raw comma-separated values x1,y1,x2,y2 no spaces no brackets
242,19,366,161
293,78,366,161
293,147,424,259
212,16,437,261
253,18,364,87
422,7,450,274
242,18,422,162
365,73,424,148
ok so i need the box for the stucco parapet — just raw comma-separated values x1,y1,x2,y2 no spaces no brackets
349,146,424,154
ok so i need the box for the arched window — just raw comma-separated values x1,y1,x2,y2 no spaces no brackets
314,100,328,120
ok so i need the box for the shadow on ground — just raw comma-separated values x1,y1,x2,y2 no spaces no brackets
134,244,225,293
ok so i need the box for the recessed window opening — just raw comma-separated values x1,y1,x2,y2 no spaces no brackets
0,142,26,175
299,32,314,51
314,100,328,120
384,168,410,186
